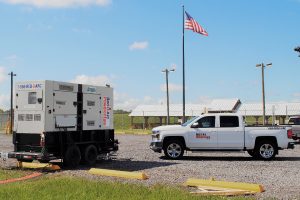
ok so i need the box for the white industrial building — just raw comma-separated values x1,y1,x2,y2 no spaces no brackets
129,99,300,128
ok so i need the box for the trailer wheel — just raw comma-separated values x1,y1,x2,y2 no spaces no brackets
64,145,81,168
83,145,98,166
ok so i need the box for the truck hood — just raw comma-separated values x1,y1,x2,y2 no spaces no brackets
152,125,186,132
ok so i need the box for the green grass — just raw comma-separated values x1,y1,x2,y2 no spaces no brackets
0,174,245,200
115,129,152,134
114,113,180,133
0,169,28,180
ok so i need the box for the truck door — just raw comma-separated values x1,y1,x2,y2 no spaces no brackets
217,116,244,149
187,116,218,149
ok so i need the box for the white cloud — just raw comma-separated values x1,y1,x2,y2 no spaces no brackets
70,74,112,86
160,83,182,92
0,94,10,110
72,28,92,34
5,54,17,61
129,41,149,51
70,74,161,111
0,67,7,84
114,93,158,111
195,96,213,104
292,93,300,98
1,0,111,8
26,23,53,31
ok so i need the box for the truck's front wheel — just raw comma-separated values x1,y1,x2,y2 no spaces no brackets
254,140,277,160
163,140,184,160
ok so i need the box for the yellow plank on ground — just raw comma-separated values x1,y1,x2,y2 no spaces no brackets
17,162,61,171
184,178,265,193
89,168,149,180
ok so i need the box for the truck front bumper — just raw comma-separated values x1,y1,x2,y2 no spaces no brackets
150,142,163,153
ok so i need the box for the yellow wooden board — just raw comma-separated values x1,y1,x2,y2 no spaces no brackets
17,162,61,171
190,185,257,196
184,178,264,193
89,168,149,180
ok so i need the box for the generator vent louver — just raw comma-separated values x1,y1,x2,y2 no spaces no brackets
18,114,41,121
18,114,25,121
87,101,95,106
87,121,95,126
25,114,33,121
34,114,41,121
59,84,74,92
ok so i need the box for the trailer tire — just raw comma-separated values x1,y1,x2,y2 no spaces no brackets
83,145,98,166
64,145,81,168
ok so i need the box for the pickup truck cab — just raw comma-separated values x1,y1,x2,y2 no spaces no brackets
150,113,295,160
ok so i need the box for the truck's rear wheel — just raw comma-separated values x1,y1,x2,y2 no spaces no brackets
254,140,277,160
64,145,81,168
163,140,184,160
83,145,98,166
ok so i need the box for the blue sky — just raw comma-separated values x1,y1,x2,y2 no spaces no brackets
0,0,299,111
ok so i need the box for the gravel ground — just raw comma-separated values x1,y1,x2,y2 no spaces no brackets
0,133,300,199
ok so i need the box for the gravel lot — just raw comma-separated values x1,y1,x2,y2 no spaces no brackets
1,133,300,199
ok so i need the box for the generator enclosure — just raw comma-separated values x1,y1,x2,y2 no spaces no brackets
15,80,113,133
12,80,117,164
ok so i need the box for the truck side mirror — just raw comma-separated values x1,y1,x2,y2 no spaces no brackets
191,122,199,128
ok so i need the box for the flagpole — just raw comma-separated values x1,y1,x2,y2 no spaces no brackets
182,5,186,123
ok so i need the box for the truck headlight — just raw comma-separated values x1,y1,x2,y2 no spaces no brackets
152,130,160,139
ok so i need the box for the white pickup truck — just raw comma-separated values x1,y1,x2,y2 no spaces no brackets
150,113,295,160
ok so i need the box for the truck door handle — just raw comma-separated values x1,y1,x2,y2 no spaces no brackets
83,110,87,114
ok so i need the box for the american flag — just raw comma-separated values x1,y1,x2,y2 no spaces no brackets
185,11,208,36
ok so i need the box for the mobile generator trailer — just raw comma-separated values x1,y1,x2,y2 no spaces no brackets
6,80,118,167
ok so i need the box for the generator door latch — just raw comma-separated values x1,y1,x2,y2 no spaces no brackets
73,102,77,106
83,110,87,114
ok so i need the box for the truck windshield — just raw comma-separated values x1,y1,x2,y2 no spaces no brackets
181,116,199,127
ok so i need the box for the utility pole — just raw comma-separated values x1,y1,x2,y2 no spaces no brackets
256,63,272,125
8,72,16,134
295,46,300,57
162,67,175,125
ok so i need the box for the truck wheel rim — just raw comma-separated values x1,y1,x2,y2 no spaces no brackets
167,143,181,158
259,144,274,159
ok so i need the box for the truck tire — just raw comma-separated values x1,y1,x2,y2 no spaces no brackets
83,145,98,166
163,140,184,160
64,145,81,168
254,140,277,160
247,150,259,159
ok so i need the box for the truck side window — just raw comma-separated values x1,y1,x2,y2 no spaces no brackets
196,116,215,128
220,116,239,127
28,92,37,104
